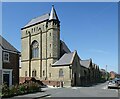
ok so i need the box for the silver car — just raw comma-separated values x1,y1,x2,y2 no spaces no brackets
108,80,119,89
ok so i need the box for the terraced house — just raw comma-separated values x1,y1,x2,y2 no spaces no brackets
0,38,2,85
0,35,20,86
20,6,101,86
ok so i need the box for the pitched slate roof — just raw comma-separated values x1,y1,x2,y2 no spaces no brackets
110,71,117,74
92,63,98,69
61,40,71,53
80,59,91,68
60,40,71,57
52,52,74,66
23,6,59,28
100,69,106,72
24,13,50,28
0,35,19,53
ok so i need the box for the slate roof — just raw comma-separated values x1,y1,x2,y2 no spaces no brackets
60,40,71,57
80,59,91,68
52,52,74,66
61,40,71,53
92,63,98,69
110,71,117,74
0,35,19,53
23,6,59,28
24,13,50,28
100,69,106,72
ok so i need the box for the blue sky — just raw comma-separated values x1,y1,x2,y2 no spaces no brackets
2,2,118,73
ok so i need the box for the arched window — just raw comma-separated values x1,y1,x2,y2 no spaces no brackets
59,69,64,77
32,70,37,77
31,41,39,58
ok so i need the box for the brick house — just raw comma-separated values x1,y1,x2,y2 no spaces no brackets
0,35,20,86
0,41,2,85
109,71,117,79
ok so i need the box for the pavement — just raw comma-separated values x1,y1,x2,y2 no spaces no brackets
10,86,59,99
13,92,50,99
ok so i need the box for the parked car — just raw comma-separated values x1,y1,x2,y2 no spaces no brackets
114,78,120,85
108,79,120,89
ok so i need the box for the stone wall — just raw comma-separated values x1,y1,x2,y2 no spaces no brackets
21,19,60,81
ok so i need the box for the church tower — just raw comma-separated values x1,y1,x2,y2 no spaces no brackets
46,5,60,79
47,5,60,60
20,5,60,80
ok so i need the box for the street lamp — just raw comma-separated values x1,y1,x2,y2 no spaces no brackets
106,65,107,81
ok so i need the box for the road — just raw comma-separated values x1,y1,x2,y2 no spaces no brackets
41,81,119,97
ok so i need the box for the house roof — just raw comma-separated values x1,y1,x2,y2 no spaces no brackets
0,35,19,53
100,69,106,72
80,59,91,68
110,71,117,74
92,63,96,67
52,52,75,66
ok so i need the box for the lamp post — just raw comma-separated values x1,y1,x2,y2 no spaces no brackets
106,65,107,81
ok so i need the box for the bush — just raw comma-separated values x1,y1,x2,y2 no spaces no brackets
2,83,10,97
2,81,41,98
18,84,26,94
27,81,40,92
9,85,18,96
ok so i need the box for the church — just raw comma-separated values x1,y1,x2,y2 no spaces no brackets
20,5,101,86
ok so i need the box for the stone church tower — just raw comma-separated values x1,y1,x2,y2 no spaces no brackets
21,5,60,80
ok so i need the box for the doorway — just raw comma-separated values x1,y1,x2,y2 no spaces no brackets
3,74,9,86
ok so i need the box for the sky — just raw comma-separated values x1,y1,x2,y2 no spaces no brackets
2,2,118,73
